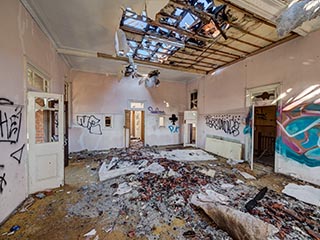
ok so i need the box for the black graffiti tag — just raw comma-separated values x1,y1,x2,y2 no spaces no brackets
205,114,241,137
0,173,7,193
169,114,178,125
10,144,25,164
0,106,22,144
77,115,102,135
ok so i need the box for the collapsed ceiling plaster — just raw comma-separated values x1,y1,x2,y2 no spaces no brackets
21,0,320,81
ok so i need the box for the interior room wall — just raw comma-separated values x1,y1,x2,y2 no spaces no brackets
69,70,187,152
0,0,69,223
189,30,320,185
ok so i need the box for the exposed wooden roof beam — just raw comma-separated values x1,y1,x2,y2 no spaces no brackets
185,44,240,59
227,36,263,49
228,23,275,43
208,33,299,74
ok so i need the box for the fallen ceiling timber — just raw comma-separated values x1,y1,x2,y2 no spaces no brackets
56,48,207,75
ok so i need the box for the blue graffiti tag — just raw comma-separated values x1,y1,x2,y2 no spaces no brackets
168,125,179,133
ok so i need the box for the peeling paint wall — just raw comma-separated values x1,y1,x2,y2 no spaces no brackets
69,70,187,152
0,0,69,223
190,30,320,185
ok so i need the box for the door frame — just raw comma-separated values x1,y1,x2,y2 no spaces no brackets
245,83,281,170
27,91,64,193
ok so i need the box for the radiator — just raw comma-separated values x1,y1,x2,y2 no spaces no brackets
205,136,242,160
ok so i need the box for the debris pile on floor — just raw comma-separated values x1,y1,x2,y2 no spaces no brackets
68,146,320,240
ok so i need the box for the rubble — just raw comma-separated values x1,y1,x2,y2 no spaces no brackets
84,228,96,237
227,158,244,166
245,187,268,212
113,182,132,196
159,149,217,162
239,171,256,180
68,146,320,240
282,183,320,207
191,194,279,240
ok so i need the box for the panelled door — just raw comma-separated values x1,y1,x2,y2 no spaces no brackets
27,92,64,193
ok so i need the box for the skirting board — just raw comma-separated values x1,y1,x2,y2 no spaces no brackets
205,136,242,160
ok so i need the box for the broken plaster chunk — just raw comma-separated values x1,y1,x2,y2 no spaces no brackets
197,189,230,205
107,157,119,170
227,158,244,166
282,183,320,207
239,171,256,180
166,168,181,178
236,179,244,184
113,182,132,196
221,183,234,190
84,228,96,237
198,169,216,178
143,162,165,175
98,162,142,181
191,195,279,240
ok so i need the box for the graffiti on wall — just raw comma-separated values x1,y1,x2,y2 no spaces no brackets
243,107,253,136
168,114,179,133
168,125,180,133
169,114,178,125
0,98,24,194
10,144,25,164
276,102,320,167
148,106,165,114
0,173,7,193
205,114,241,137
76,115,102,135
0,98,22,144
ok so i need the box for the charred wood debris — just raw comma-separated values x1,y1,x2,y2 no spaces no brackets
68,146,320,240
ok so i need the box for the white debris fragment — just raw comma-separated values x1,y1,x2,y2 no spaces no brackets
198,169,216,178
166,168,181,177
221,183,234,190
197,187,230,205
227,158,244,166
107,157,119,170
143,162,165,174
239,171,256,180
113,182,132,196
84,228,96,237
282,183,320,207
93,235,99,240
99,161,145,181
160,149,217,162
236,179,244,184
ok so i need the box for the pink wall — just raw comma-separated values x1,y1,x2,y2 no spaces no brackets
69,70,187,151
189,30,320,185
0,0,69,223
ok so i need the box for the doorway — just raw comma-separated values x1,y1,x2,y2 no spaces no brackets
27,92,64,193
253,105,277,167
124,110,145,147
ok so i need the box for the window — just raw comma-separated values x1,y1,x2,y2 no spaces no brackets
159,116,165,127
190,91,198,110
129,101,145,110
27,64,50,92
105,116,112,128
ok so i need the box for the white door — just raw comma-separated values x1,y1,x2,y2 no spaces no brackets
244,105,255,170
27,92,64,193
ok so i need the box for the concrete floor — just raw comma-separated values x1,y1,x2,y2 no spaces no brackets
0,146,315,240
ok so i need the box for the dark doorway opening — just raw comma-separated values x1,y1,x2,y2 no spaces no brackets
253,105,277,167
